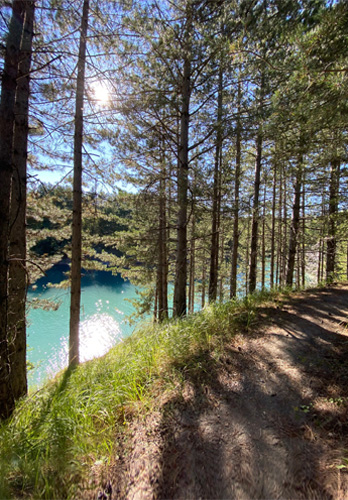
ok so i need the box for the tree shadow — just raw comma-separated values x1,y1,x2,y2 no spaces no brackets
26,363,77,436
150,289,348,499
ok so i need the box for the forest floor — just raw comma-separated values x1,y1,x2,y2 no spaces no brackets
94,284,348,499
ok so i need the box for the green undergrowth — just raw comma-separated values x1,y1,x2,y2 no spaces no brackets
0,287,287,499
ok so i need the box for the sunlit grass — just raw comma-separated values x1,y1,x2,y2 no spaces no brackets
0,287,285,499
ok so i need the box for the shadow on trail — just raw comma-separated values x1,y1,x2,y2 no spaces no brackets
152,287,348,499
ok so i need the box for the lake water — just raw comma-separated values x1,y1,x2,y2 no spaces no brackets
26,261,252,388
27,261,139,388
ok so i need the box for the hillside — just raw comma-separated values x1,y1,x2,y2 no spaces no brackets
95,284,348,499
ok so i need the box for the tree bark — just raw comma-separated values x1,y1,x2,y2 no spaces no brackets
174,4,192,317
249,132,262,293
69,0,89,366
230,79,242,299
245,213,251,295
301,176,306,287
286,161,302,287
8,0,35,401
219,232,224,301
261,184,266,290
326,159,340,283
317,236,322,284
157,167,168,321
318,193,326,284
209,65,223,302
281,169,288,285
188,213,196,314
249,68,265,294
276,166,283,286
0,0,25,419
270,163,277,288
201,250,206,309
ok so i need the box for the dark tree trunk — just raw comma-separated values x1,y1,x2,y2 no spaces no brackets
281,169,288,285
230,79,242,299
326,159,340,283
276,167,283,286
270,163,277,288
200,251,205,309
209,66,223,302
8,0,35,401
0,0,25,419
174,6,192,317
245,214,251,295
286,162,302,287
317,237,322,284
69,0,89,366
201,248,207,309
219,233,224,301
301,177,306,287
318,193,326,284
154,287,158,322
249,68,265,294
261,185,266,290
158,168,168,321
296,249,300,288
249,132,262,293
188,213,196,314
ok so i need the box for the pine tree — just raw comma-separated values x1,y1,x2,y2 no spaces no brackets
0,0,26,419
8,0,35,401
69,0,89,367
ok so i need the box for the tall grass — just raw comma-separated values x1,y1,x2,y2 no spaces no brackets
0,287,282,499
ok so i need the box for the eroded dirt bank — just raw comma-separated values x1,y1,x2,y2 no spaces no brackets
97,285,348,500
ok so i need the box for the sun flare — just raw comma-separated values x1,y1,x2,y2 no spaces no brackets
91,81,110,105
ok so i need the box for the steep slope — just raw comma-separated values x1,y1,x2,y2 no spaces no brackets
100,285,348,499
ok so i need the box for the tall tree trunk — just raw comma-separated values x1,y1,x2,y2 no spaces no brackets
230,79,242,299
69,0,89,367
317,237,322,284
158,168,168,321
154,286,158,322
270,163,277,288
296,249,300,288
8,0,35,401
188,213,196,314
249,132,262,293
219,233,224,301
301,176,306,287
0,0,25,419
245,213,251,295
281,169,288,285
276,167,283,286
174,7,192,317
261,184,266,290
318,194,326,284
201,249,206,309
209,66,223,302
249,69,264,294
326,159,340,283
286,161,302,287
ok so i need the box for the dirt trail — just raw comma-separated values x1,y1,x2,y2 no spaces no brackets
106,285,348,499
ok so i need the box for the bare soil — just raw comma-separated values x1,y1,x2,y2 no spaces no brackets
95,284,348,500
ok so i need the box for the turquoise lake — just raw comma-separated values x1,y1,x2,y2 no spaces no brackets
27,261,139,388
